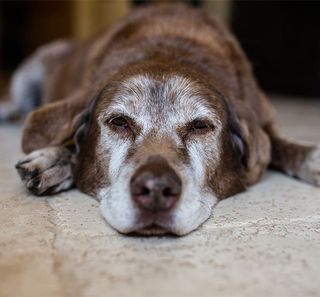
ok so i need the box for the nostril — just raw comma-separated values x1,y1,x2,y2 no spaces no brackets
162,187,175,197
140,186,150,196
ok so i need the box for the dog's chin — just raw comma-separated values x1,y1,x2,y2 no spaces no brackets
132,224,172,236
108,218,199,236
103,209,209,236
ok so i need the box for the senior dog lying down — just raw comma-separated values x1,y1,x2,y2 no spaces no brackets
1,4,319,235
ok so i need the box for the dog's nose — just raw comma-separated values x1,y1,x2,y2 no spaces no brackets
130,155,182,212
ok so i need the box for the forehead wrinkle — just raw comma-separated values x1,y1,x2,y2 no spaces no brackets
163,76,197,100
108,76,155,117
108,74,220,128
162,76,221,125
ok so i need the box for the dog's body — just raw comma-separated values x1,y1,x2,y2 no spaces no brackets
1,4,319,235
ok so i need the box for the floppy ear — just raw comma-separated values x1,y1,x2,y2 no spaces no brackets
73,95,100,155
228,107,248,169
227,104,271,186
21,91,90,153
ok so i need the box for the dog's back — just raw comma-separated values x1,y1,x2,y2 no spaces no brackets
1,4,271,127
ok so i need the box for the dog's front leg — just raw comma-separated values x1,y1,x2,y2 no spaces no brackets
15,146,75,195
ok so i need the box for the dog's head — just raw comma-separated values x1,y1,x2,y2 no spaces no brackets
74,71,251,235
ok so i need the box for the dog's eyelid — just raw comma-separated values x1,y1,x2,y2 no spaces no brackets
102,112,129,124
178,118,215,141
102,113,141,140
108,116,125,125
188,118,215,131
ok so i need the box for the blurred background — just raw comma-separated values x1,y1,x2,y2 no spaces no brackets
0,0,320,97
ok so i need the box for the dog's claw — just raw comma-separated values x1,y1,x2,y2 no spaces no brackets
15,162,39,181
26,177,42,195
15,159,31,167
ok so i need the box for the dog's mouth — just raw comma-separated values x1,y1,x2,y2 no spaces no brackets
133,223,170,236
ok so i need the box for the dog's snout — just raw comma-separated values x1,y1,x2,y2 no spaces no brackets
130,155,181,212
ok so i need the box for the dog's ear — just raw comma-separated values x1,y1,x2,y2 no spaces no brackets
21,92,92,153
228,108,248,169
227,104,271,185
72,95,99,155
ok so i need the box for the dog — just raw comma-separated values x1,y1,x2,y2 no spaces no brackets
1,3,319,235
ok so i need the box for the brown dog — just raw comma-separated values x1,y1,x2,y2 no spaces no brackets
1,4,319,235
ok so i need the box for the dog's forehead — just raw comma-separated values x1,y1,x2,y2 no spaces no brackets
108,75,218,124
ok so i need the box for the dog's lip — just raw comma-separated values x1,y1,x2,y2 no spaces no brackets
133,223,170,235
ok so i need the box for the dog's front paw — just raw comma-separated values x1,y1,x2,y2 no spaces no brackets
15,147,74,195
298,145,320,186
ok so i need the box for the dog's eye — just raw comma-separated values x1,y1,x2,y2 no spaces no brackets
106,115,137,138
191,120,208,130
188,119,212,134
109,116,129,128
